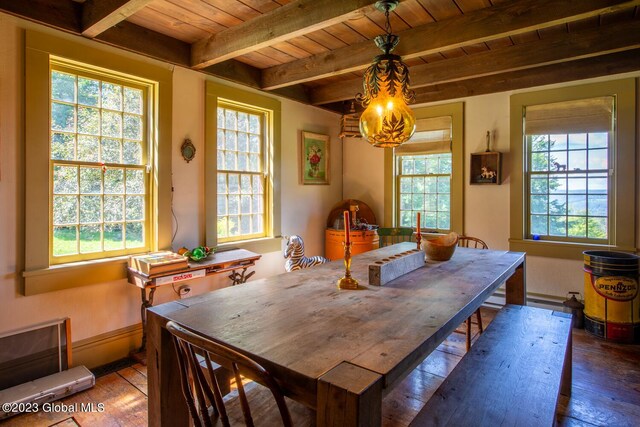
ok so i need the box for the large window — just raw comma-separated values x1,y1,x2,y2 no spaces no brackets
216,104,266,242
24,31,172,295
510,79,636,259
49,62,151,263
384,103,463,233
205,81,281,253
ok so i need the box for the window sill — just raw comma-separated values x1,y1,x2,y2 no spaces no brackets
216,236,282,255
23,256,129,296
508,239,637,260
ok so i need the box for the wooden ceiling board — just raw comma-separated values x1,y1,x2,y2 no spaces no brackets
343,16,385,39
567,15,600,32
420,52,447,63
509,30,541,45
270,41,314,59
168,0,243,27
537,23,568,39
485,37,514,49
127,7,208,43
304,30,349,50
149,0,227,34
201,0,261,21
238,0,283,13
599,7,637,24
416,0,461,21
254,46,297,64
366,10,412,33
455,0,492,13
393,0,435,28
286,35,331,55
237,51,283,68
440,47,468,59
461,42,490,54
324,22,368,45
404,57,428,66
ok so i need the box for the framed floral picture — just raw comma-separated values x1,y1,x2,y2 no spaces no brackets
300,131,330,185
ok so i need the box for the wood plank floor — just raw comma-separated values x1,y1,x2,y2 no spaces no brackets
3,308,639,426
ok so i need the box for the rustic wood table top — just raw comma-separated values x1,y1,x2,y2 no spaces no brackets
147,242,526,427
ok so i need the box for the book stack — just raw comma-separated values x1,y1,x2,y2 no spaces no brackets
128,251,188,276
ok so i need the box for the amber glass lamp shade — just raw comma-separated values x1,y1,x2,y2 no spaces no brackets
359,86,416,148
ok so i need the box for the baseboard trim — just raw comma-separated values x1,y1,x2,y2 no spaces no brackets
73,323,142,369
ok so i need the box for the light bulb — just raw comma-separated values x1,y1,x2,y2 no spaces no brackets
359,89,415,148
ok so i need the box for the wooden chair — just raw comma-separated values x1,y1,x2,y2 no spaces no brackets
457,236,489,352
166,321,312,427
377,227,414,247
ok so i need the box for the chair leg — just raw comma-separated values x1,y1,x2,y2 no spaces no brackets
476,308,484,334
465,317,471,352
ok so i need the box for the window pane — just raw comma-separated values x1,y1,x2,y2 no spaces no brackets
225,110,237,130
79,225,101,253
530,195,548,215
77,106,100,135
51,102,75,132
217,195,227,215
568,134,587,149
78,135,100,162
101,82,122,111
549,216,567,236
52,71,76,103
589,132,608,148
531,152,548,171
101,111,122,138
104,195,124,222
568,150,587,170
588,217,607,239
53,226,77,256
80,196,101,223
78,77,100,107
80,167,102,194
126,169,144,194
123,114,142,140
126,222,144,248
123,140,142,165
530,215,547,235
588,195,607,217
53,165,78,194
249,115,260,134
104,168,124,194
53,196,78,225
530,135,548,152
253,214,263,233
567,216,587,238
104,223,123,250
530,177,547,194
123,88,142,114
549,134,567,151
102,138,122,163
218,216,228,238
51,132,75,161
126,195,144,220
588,149,607,170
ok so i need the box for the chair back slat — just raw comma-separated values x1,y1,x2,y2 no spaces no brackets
457,236,488,249
377,227,414,247
167,321,294,427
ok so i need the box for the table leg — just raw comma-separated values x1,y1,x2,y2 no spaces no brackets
139,286,156,351
228,267,255,285
147,307,190,427
505,259,527,305
317,362,383,426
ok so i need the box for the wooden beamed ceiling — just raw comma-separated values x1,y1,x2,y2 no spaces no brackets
1,0,640,113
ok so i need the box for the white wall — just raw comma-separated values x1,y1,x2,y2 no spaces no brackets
344,74,640,303
0,13,342,343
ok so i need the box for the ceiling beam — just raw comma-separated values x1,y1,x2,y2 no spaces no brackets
82,0,153,38
408,49,640,105
0,0,81,33
310,18,640,105
191,0,378,69
262,0,640,90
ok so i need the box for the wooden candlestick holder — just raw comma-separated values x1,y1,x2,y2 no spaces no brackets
337,242,359,290
416,233,422,251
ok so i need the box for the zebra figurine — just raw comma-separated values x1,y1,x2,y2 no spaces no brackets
283,235,329,272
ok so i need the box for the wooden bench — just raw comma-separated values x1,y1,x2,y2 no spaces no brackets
411,305,572,426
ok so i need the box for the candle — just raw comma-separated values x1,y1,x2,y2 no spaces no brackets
416,212,421,239
343,210,351,245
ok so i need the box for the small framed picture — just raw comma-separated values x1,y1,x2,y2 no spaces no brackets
300,131,330,185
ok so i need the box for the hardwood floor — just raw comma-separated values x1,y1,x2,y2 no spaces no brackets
3,308,639,426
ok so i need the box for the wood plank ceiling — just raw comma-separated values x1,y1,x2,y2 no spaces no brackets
2,0,640,113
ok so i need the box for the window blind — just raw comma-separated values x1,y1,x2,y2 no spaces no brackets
394,116,451,155
525,96,614,135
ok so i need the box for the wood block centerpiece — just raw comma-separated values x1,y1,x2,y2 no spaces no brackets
368,249,425,286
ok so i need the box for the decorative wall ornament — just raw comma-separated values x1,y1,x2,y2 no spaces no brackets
181,138,196,163
356,0,416,148
300,131,330,185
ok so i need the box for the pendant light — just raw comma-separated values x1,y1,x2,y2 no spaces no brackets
356,0,416,148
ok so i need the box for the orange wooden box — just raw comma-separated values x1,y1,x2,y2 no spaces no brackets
325,229,379,261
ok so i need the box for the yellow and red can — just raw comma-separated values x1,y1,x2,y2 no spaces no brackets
583,251,639,343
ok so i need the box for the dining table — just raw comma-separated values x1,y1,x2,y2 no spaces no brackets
146,242,526,426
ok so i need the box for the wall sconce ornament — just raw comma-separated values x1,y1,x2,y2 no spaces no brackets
181,138,196,163
470,131,502,185
356,0,416,148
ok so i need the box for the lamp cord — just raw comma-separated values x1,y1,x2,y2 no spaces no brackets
384,8,392,35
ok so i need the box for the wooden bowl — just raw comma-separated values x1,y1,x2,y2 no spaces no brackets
422,232,459,261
